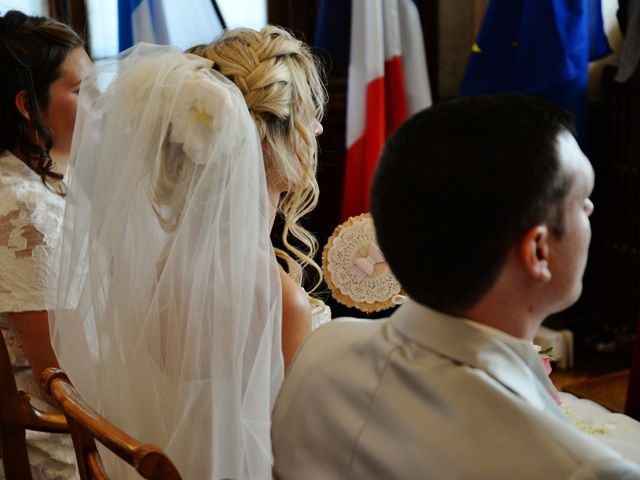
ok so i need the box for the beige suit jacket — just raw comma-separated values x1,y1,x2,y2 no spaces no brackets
272,299,640,479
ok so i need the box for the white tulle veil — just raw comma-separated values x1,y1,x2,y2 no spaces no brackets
50,43,284,479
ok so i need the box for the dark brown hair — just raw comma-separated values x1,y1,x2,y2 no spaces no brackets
0,10,83,184
372,94,575,314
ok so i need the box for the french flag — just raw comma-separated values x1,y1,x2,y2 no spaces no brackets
317,0,432,221
118,0,223,51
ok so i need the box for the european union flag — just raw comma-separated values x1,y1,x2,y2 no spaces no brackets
460,0,611,149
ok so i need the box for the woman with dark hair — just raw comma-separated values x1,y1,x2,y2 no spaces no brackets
0,9,91,479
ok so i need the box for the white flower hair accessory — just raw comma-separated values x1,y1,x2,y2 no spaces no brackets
114,52,236,165
168,64,235,164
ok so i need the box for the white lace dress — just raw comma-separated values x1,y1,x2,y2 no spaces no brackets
311,301,332,331
0,152,76,479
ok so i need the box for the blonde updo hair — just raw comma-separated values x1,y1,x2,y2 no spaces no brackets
187,26,327,289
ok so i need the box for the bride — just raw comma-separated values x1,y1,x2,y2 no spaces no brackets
51,27,325,480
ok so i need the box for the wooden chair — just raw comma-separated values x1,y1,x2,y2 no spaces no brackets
41,368,182,480
0,330,68,479
625,317,640,421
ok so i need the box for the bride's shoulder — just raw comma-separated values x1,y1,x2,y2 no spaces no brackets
278,269,332,331
279,268,312,368
279,268,311,320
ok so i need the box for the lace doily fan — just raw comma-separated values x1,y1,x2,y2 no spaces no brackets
322,213,405,313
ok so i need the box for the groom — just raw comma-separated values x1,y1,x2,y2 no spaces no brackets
272,95,640,478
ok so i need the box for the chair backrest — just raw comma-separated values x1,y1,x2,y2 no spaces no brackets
0,330,68,479
41,368,182,480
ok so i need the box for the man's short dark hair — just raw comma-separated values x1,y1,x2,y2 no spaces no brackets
371,94,575,314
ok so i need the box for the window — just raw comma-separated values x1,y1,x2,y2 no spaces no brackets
0,0,47,15
217,0,267,30
87,1,118,58
87,0,267,60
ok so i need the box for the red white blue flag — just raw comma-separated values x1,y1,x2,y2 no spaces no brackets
317,0,432,221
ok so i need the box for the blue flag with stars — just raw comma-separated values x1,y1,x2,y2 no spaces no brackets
459,0,611,149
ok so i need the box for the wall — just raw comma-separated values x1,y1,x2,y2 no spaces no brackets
437,0,487,98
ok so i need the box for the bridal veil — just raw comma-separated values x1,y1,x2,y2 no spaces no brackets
50,43,284,479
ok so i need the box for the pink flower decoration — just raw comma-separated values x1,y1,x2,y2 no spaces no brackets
541,357,553,376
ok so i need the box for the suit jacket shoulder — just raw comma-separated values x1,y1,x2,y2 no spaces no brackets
272,304,640,479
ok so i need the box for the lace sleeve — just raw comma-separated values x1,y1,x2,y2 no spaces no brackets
0,157,64,312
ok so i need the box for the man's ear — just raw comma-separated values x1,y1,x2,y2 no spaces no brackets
14,90,31,121
519,224,551,282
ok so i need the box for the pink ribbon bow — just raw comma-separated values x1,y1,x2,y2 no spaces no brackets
350,243,387,281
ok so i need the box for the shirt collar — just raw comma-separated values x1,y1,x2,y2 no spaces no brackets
390,299,564,416
464,318,519,343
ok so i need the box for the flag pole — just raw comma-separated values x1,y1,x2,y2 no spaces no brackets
210,0,227,30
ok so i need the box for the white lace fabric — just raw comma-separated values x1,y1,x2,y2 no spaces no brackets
311,302,331,330
0,153,64,313
0,155,76,478
324,214,403,312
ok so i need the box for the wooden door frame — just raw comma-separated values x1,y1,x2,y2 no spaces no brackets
48,0,90,54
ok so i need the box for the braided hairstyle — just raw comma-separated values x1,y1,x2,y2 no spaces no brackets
188,26,327,289
0,10,83,184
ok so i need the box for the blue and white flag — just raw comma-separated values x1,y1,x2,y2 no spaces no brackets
118,0,224,52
